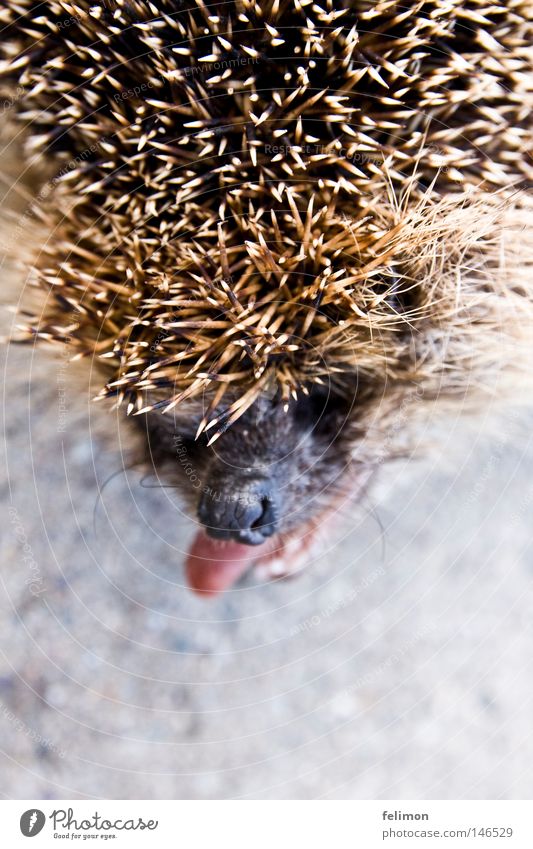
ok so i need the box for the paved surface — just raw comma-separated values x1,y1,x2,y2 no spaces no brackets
1,180,533,799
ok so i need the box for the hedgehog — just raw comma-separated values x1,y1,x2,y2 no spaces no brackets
0,0,532,594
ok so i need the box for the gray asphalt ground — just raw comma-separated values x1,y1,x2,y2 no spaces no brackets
1,166,533,799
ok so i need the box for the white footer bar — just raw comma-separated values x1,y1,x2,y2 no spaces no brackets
2,800,533,847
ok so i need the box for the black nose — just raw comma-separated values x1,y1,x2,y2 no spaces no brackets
198,478,278,545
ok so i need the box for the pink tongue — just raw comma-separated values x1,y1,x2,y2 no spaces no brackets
185,531,267,596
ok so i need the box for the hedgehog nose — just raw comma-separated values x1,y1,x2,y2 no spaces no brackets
198,478,278,545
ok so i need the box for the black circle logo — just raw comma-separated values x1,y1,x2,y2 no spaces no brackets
20,809,46,837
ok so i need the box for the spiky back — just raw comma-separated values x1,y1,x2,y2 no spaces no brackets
1,0,532,431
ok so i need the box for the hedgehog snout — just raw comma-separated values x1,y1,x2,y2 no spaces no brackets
197,474,279,545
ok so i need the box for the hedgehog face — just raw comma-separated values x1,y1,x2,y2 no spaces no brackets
147,385,356,542
141,383,368,592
